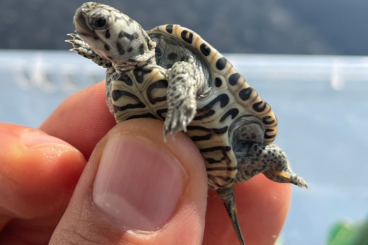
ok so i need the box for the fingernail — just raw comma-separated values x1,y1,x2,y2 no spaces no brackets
21,131,73,148
93,135,188,231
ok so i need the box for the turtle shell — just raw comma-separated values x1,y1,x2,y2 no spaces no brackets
146,24,278,189
148,24,278,144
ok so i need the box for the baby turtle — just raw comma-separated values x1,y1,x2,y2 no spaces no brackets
68,2,308,244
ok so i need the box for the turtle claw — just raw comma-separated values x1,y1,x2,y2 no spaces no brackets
281,171,309,190
66,33,84,42
67,33,80,39
66,35,112,68
163,118,181,141
66,32,95,56
66,37,91,51
163,106,194,141
295,176,309,190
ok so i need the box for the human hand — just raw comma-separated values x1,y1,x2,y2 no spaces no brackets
0,82,291,245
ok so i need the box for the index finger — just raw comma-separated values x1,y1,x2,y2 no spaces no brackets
40,82,116,158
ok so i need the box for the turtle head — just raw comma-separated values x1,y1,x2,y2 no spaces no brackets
73,2,156,65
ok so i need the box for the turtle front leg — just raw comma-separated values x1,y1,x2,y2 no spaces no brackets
66,33,112,69
164,56,208,137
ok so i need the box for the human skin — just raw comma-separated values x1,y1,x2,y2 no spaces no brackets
0,82,291,245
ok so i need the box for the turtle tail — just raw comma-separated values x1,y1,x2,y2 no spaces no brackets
218,186,245,245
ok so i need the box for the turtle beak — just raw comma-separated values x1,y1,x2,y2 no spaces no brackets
73,5,99,39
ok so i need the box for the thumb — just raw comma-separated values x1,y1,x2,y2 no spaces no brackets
50,119,208,245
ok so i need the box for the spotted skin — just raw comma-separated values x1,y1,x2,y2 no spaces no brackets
66,33,112,69
68,3,308,245
164,56,207,136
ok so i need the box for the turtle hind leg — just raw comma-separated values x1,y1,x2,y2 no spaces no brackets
218,186,246,245
252,143,308,189
264,168,309,189
236,141,308,190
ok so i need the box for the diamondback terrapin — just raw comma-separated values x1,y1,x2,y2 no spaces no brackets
68,2,308,244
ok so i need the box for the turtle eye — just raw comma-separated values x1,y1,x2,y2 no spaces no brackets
92,18,106,28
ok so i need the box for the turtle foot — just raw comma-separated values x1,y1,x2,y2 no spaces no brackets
66,33,96,59
66,33,112,68
264,169,309,190
163,103,195,139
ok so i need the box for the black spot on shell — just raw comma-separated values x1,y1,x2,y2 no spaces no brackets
197,94,229,113
112,90,123,101
220,108,239,122
181,30,193,44
239,87,253,101
262,116,275,125
187,126,228,135
116,73,133,86
264,129,276,139
168,53,178,60
200,43,211,56
127,47,133,52
194,110,216,120
104,44,110,51
147,80,168,104
124,79,132,86
216,57,227,70
133,68,153,84
215,78,222,87
199,145,231,153
229,73,240,86
156,108,168,120
190,134,212,141
113,91,146,112
127,113,157,120
253,101,267,112
166,24,173,33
